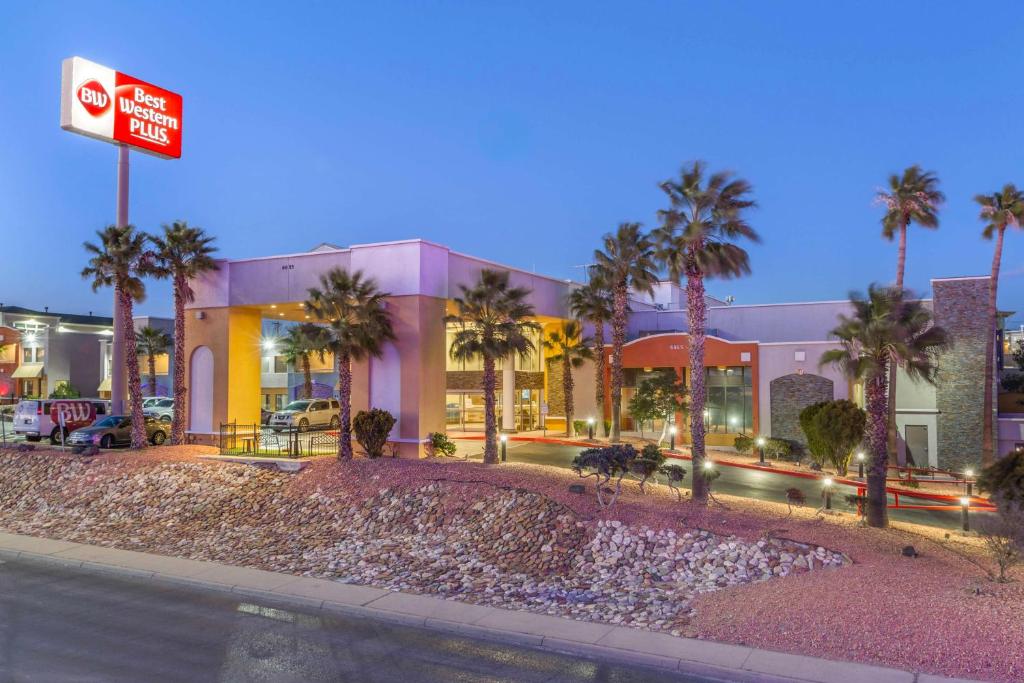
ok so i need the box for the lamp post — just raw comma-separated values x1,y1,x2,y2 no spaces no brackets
856,451,865,480
587,417,595,441
669,425,677,451
964,468,974,497
756,436,766,465
500,434,508,463
960,497,970,532
822,477,833,510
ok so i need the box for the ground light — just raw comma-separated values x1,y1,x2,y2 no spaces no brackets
961,497,971,532
756,436,766,465
500,434,508,462
856,451,865,479
669,425,677,451
964,468,974,496
823,478,834,510
586,417,595,440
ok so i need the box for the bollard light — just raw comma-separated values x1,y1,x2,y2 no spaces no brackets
669,425,677,451
587,417,595,440
500,434,508,462
703,459,714,471
756,436,766,465
960,496,970,532
964,468,974,497
823,477,834,510
856,451,865,479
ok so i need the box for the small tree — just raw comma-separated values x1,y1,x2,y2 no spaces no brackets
136,326,172,397
659,464,687,500
572,444,638,509
799,402,829,468
976,448,1024,581
627,371,687,445
352,408,396,458
1013,339,1024,371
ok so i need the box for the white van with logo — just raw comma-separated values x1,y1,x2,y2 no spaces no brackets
13,399,110,444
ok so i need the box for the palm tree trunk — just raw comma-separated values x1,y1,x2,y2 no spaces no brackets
593,325,606,436
983,227,1005,465
337,352,353,460
170,273,187,445
686,270,709,504
302,354,313,399
865,373,889,528
610,283,628,443
148,354,157,397
562,354,574,437
119,287,146,449
887,223,908,465
483,355,498,463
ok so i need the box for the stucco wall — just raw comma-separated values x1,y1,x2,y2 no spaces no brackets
757,342,846,437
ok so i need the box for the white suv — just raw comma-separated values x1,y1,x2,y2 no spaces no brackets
268,399,340,432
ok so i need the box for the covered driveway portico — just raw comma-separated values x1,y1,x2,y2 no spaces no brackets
183,239,573,456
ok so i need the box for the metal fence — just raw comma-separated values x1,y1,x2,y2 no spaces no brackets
217,423,340,458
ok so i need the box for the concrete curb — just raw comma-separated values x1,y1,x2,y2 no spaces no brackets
0,531,987,683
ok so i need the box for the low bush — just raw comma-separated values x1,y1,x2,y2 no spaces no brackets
1002,372,1024,393
426,432,457,457
352,408,396,458
572,444,637,509
734,435,754,453
572,419,588,437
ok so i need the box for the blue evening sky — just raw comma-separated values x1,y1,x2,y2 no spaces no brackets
2,2,1023,320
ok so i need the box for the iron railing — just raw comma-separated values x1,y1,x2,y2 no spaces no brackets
217,423,340,458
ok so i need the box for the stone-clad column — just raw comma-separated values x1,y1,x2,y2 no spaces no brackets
932,277,991,470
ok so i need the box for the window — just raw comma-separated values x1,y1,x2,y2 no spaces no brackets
705,366,753,434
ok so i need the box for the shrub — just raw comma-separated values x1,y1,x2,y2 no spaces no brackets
603,419,612,437
572,419,588,437
352,409,396,458
734,435,754,454
976,511,1024,582
977,449,1024,510
572,444,638,509
764,437,794,460
658,463,687,501
630,444,667,492
1001,372,1024,393
800,400,865,475
49,382,81,399
426,432,456,457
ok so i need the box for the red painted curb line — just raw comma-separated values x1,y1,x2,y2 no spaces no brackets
453,434,996,510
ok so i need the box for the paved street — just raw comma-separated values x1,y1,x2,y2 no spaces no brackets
0,557,718,683
455,439,990,530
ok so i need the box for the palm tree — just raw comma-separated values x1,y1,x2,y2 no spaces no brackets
305,268,395,460
875,166,944,463
135,326,172,397
447,269,539,463
592,223,658,443
976,184,1024,465
543,321,593,437
82,225,151,449
653,162,758,503
569,279,614,436
281,322,330,400
149,221,218,445
821,286,948,527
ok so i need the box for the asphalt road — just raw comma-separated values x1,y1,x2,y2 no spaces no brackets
455,439,990,531
0,557,719,683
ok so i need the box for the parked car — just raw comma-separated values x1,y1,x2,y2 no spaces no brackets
13,398,110,444
67,415,168,448
144,398,174,423
267,399,340,432
141,396,170,409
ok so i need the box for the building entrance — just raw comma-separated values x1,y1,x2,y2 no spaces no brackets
445,389,544,432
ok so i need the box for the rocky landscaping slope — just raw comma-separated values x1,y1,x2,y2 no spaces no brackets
0,449,843,635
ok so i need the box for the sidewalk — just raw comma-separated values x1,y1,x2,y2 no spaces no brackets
0,531,982,683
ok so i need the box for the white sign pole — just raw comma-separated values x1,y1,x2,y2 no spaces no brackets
58,408,67,452
110,145,130,415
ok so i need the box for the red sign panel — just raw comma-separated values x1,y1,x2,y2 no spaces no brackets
61,57,183,159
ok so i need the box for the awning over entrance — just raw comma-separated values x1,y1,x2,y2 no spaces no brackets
97,377,112,393
11,364,43,379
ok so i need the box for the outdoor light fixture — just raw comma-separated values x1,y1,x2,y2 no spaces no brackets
964,468,975,496
756,436,766,465
703,459,714,470
823,477,834,510
856,451,865,479
261,338,277,352
500,434,508,462
669,425,677,451
587,417,595,440
960,497,971,532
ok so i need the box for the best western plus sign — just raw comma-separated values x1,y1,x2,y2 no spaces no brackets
61,56,182,159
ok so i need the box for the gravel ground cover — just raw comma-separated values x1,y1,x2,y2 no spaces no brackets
0,446,1019,681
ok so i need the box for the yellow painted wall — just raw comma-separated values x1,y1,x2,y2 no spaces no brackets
227,308,262,426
